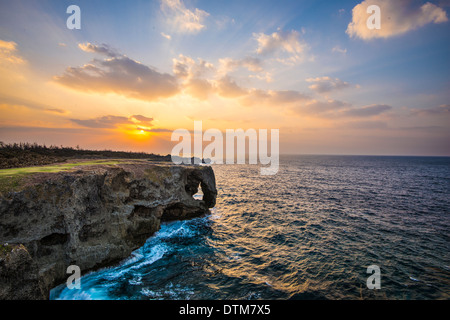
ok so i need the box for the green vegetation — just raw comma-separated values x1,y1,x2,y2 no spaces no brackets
0,160,130,194
0,141,171,169
0,160,127,176
0,175,26,195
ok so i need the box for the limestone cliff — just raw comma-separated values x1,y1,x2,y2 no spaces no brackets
0,161,217,299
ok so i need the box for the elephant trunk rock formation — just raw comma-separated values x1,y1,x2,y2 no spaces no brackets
0,162,217,299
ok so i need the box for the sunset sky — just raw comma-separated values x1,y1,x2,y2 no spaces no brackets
0,0,449,156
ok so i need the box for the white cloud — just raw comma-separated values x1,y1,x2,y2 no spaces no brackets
172,54,215,79
249,72,273,83
295,100,392,119
166,51,389,120
160,0,209,34
240,89,311,107
253,29,308,64
161,32,172,40
218,57,263,74
331,46,347,54
341,104,392,117
171,54,217,100
347,0,448,40
215,16,236,30
172,54,194,78
306,76,356,93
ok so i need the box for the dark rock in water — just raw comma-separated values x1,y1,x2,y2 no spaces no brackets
0,161,217,299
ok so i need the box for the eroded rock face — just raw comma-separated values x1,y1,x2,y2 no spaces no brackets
0,162,216,299
0,244,46,299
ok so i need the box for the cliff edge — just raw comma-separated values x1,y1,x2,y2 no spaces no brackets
0,161,217,299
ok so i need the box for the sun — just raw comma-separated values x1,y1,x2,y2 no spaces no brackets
135,128,148,135
118,127,150,141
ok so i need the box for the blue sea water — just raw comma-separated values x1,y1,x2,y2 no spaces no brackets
50,155,450,300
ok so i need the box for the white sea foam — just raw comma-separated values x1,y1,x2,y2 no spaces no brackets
104,244,168,281
129,276,142,285
141,283,194,300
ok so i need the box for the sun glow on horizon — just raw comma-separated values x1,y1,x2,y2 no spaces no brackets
0,0,448,156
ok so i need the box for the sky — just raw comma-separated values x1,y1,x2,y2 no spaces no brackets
0,0,449,156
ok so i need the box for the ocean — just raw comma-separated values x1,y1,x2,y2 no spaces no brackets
50,155,450,300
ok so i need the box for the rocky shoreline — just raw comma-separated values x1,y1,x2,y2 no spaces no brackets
0,161,217,299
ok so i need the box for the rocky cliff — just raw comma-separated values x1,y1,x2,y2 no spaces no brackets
0,161,217,299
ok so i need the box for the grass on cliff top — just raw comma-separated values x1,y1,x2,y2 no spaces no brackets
0,159,129,194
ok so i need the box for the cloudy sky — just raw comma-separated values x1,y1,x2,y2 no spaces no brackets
0,0,449,155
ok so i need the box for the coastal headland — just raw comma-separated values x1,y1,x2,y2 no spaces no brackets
0,159,217,299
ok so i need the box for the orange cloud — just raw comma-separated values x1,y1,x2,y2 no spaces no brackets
184,78,215,100
0,39,25,65
70,114,155,129
54,44,179,101
412,104,450,116
0,94,67,115
78,43,118,57
216,76,248,98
